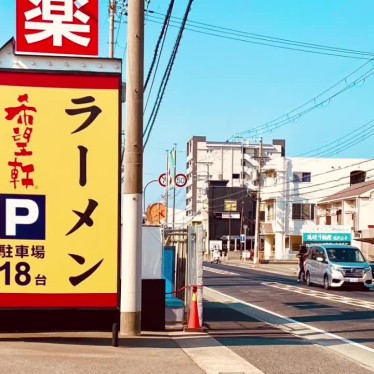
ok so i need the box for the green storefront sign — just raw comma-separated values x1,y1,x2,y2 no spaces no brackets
303,233,351,244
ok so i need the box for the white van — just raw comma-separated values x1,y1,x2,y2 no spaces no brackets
304,244,372,290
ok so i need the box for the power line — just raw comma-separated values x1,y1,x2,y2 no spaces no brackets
261,159,374,198
150,11,374,58
143,1,175,113
147,13,374,60
143,0,194,148
230,66,374,140
144,1,175,92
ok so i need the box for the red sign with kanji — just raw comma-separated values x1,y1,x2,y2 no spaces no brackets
16,0,99,57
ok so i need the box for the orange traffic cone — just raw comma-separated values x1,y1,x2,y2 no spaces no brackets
184,286,206,332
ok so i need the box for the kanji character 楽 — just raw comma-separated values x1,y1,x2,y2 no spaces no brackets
24,0,91,47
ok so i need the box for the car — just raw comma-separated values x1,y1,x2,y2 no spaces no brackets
370,262,374,281
304,244,373,290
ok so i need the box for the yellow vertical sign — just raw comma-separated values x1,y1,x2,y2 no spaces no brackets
0,71,120,307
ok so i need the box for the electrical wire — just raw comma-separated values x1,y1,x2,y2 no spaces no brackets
230,66,374,140
260,161,374,199
144,0,175,92
143,0,194,148
296,118,374,157
144,1,175,113
165,171,374,228
150,11,374,58
147,14,374,60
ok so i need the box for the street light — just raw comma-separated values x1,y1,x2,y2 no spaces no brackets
143,179,158,214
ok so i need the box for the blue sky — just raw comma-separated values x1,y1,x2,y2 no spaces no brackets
2,1,374,209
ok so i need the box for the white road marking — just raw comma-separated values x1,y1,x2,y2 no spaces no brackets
204,287,374,372
262,282,374,310
222,262,297,275
203,266,240,276
174,334,263,374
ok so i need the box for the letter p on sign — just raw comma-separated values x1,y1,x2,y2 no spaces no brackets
0,194,46,240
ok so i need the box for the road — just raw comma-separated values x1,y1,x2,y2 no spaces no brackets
203,261,374,373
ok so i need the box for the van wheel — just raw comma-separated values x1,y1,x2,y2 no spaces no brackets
323,275,330,290
306,272,312,286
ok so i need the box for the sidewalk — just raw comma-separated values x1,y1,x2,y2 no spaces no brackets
0,261,363,374
0,257,295,374
218,250,299,277
0,329,262,374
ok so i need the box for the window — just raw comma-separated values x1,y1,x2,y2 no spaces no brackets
224,200,237,211
293,172,311,182
337,209,342,225
292,203,315,220
259,211,265,221
232,173,240,179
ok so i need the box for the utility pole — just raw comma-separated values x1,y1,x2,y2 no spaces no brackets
172,145,177,230
109,0,116,58
240,201,244,259
121,0,144,336
253,138,263,265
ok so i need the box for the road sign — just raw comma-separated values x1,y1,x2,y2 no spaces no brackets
158,173,167,187
175,173,187,187
240,234,246,243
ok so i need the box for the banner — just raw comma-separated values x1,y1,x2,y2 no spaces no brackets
168,147,176,187
16,0,99,56
0,70,120,308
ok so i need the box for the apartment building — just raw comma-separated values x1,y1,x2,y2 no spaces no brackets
261,157,374,260
185,136,285,253
185,136,285,217
316,179,374,261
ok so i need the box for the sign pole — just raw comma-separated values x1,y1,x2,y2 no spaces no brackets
172,145,177,230
121,0,144,336
165,150,169,227
254,138,263,265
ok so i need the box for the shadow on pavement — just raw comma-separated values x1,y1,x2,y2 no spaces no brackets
204,301,310,347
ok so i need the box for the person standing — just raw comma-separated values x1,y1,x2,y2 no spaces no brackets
297,245,308,282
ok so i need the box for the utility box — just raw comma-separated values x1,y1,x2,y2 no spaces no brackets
165,297,184,324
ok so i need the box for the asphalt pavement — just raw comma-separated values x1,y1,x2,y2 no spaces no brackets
0,259,372,374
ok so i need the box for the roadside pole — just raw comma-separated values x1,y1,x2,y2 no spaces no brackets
172,145,177,230
165,150,169,226
121,0,144,335
253,138,263,265
109,0,115,58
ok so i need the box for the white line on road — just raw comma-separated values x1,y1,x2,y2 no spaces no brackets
203,266,240,276
204,287,374,372
262,282,374,310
